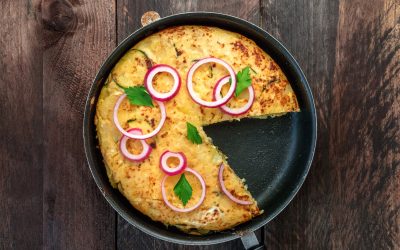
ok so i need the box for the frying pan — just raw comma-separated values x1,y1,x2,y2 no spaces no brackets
83,12,317,249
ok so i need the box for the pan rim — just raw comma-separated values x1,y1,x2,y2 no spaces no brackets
83,11,317,245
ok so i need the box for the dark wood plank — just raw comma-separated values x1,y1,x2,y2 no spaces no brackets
42,0,117,249
262,0,400,249
0,0,43,249
328,0,399,248
117,0,260,43
116,0,262,249
1,0,397,249
260,0,340,248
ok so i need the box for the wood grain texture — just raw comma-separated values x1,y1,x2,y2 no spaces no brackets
328,0,399,248
42,0,116,249
0,0,398,249
117,0,260,43
116,1,262,249
261,0,340,248
262,0,400,249
0,0,43,249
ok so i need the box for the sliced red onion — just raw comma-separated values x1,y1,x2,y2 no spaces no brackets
159,151,187,176
214,76,255,116
145,64,181,101
113,94,166,140
218,164,253,205
161,168,206,212
119,128,152,161
186,57,237,108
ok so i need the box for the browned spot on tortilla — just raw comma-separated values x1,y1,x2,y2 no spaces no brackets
268,75,278,84
270,61,278,71
280,95,290,106
232,41,249,57
230,189,251,201
125,170,131,179
253,48,264,67
150,118,155,128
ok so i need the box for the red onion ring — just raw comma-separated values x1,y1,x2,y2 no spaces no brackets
159,151,187,176
186,57,237,107
218,164,253,205
113,94,166,140
119,128,152,161
214,76,255,116
161,168,206,212
145,64,181,101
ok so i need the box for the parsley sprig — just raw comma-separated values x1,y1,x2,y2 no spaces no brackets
186,122,202,144
173,174,193,206
116,83,154,107
234,66,252,97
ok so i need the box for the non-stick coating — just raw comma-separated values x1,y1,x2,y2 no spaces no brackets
83,12,317,245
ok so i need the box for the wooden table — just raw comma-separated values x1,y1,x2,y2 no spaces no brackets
1,0,399,249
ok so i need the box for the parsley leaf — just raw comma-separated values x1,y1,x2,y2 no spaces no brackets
186,122,202,144
234,66,252,97
173,173,193,206
124,86,154,107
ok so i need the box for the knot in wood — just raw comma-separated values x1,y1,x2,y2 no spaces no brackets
42,0,76,32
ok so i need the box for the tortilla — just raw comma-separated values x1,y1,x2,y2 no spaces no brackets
95,25,299,234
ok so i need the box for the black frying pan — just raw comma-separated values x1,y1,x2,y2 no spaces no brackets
83,12,317,249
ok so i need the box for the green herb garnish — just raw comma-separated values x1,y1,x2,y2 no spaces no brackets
173,173,193,206
117,85,154,107
234,66,252,97
186,122,202,144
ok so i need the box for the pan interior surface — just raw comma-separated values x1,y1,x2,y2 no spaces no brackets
83,12,316,245
204,110,314,213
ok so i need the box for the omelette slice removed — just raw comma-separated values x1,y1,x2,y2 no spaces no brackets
95,25,299,234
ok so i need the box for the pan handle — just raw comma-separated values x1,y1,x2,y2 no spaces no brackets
240,231,265,250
